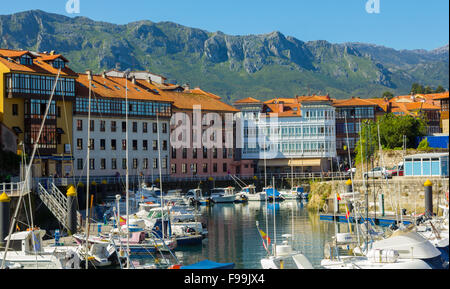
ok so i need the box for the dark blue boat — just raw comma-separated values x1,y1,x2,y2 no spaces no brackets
180,260,235,269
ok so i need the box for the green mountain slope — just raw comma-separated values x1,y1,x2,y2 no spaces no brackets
0,10,448,102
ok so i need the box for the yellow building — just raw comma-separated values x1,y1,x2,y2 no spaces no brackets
0,49,77,177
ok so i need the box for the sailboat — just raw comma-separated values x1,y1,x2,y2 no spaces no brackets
259,177,314,269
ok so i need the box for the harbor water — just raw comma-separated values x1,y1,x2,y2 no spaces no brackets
128,200,352,269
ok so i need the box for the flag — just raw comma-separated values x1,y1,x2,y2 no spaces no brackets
336,192,341,201
119,216,126,226
259,229,271,251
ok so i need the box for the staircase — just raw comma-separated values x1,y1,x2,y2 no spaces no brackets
37,182,82,232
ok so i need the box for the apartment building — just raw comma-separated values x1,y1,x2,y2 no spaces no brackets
0,49,77,177
72,71,172,178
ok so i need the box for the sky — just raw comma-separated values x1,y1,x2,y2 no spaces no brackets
0,0,448,51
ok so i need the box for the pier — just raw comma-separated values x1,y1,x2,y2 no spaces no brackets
319,213,413,227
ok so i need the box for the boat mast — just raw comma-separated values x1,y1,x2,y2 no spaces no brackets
84,71,93,269
272,176,277,257
157,111,165,241
124,69,131,269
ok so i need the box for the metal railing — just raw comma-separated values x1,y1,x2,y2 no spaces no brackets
0,180,31,196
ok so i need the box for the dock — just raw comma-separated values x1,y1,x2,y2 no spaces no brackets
319,213,413,227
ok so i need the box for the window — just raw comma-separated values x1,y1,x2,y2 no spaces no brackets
172,147,176,159
162,123,167,133
223,148,227,159
111,139,116,150
122,159,127,169
182,148,187,159
100,159,106,170
171,164,177,174
203,163,208,173
77,120,83,131
57,106,61,118
89,159,95,170
143,122,148,133
162,140,167,151
111,121,117,132
192,163,197,174
153,123,157,133
143,140,148,151
20,55,33,66
122,139,126,150
213,148,217,159
162,157,167,169
100,139,105,150
52,58,65,69
182,163,187,174
132,122,137,133
100,121,105,132
153,140,158,150
133,158,138,169
77,159,83,170
213,163,217,173
223,163,227,172
111,158,117,170
122,121,126,132
77,139,83,150
89,139,94,150
90,120,94,132
153,158,158,169
203,147,207,158
193,148,197,159
12,104,18,116
143,158,148,169
133,140,138,151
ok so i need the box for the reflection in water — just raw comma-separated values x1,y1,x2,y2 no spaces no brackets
147,200,351,269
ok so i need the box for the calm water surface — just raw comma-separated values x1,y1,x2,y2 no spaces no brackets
135,200,351,269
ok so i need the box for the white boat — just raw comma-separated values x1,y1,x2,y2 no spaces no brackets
185,188,210,206
260,234,314,269
239,185,266,201
210,187,236,203
321,230,446,269
279,186,303,200
0,229,80,269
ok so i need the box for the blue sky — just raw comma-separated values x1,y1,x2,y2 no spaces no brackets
1,0,448,50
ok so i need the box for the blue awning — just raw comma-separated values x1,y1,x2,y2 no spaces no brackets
180,260,235,269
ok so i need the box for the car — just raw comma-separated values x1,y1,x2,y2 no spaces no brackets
363,167,390,179
386,163,404,177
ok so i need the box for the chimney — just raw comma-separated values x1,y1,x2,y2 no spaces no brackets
86,70,93,81
183,83,190,91
131,75,136,84
102,71,106,78
50,50,55,55
147,76,152,84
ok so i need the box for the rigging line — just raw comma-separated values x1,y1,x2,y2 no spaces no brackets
1,69,62,269
59,79,76,184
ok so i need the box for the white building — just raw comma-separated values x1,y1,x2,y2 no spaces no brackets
72,72,172,178
235,95,336,173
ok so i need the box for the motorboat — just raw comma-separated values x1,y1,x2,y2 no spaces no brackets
260,234,314,269
185,188,210,206
210,187,236,203
321,229,447,269
239,185,266,202
0,229,80,269
279,186,303,200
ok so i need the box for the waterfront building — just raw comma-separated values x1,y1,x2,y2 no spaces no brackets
404,152,449,177
432,92,449,134
332,97,378,167
234,95,336,174
0,49,77,177
72,71,172,178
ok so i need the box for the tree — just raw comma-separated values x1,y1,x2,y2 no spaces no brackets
382,91,394,99
354,113,427,164
410,83,425,94
424,86,434,94
435,85,446,93
417,138,430,150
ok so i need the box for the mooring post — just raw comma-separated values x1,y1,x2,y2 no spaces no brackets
424,179,433,217
0,192,11,247
66,185,78,235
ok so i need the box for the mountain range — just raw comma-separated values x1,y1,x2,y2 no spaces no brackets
0,10,448,102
